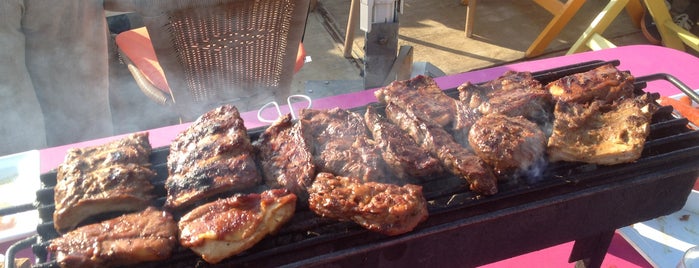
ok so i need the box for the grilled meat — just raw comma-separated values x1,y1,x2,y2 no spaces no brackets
364,105,443,181
481,86,554,125
454,71,553,145
254,113,316,199
375,75,457,127
385,103,498,195
308,172,428,236
546,64,635,104
468,114,547,174
547,94,654,165
48,207,178,268
178,189,296,264
300,108,388,182
165,105,261,210
53,132,155,234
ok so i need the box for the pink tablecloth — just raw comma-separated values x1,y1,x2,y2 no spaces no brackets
21,44,699,267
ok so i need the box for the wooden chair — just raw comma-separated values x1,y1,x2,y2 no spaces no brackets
105,0,310,122
567,0,697,54
464,0,588,58
567,0,643,54
642,0,699,52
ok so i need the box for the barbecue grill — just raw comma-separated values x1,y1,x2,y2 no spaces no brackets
4,60,699,268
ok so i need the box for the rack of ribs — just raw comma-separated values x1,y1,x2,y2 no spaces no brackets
364,105,444,182
53,132,156,234
48,207,178,268
165,105,261,210
385,103,498,195
253,113,316,199
375,75,457,127
299,107,388,182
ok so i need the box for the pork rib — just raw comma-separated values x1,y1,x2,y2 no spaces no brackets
375,75,457,127
299,108,388,182
546,63,635,104
53,132,155,234
364,105,443,181
254,113,316,199
385,103,498,195
165,105,261,210
547,94,654,165
48,207,178,268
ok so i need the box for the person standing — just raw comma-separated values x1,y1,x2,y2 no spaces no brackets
0,0,114,155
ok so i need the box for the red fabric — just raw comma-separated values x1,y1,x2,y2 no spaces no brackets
115,27,171,93
115,27,307,95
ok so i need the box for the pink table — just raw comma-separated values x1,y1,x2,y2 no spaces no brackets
11,45,699,267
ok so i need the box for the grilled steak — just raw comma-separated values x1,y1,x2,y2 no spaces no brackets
299,108,388,182
547,94,655,165
165,105,261,210
178,189,296,264
48,207,178,268
254,113,316,199
454,71,553,146
308,172,428,236
468,114,547,174
375,75,457,127
53,132,155,233
385,103,498,195
364,105,443,181
546,64,635,104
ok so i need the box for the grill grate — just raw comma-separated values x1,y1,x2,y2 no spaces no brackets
13,60,699,267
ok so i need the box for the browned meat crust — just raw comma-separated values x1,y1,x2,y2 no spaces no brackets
364,105,443,181
547,94,654,165
385,103,498,195
546,63,635,104
165,105,261,210
468,114,547,173
48,207,178,268
375,75,457,127
53,132,155,234
178,189,296,264
299,108,388,182
254,113,316,199
308,172,428,236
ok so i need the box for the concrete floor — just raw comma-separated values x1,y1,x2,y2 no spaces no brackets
110,0,662,134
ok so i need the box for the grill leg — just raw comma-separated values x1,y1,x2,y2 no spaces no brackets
569,231,615,268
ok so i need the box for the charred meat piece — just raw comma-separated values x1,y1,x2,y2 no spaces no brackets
165,105,261,210
364,105,443,181
178,189,296,264
53,132,155,234
547,94,654,165
308,172,428,236
375,75,457,127
546,64,635,104
468,114,547,174
300,108,387,182
385,103,498,195
254,114,316,199
48,207,178,268
480,87,554,125
481,70,542,93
